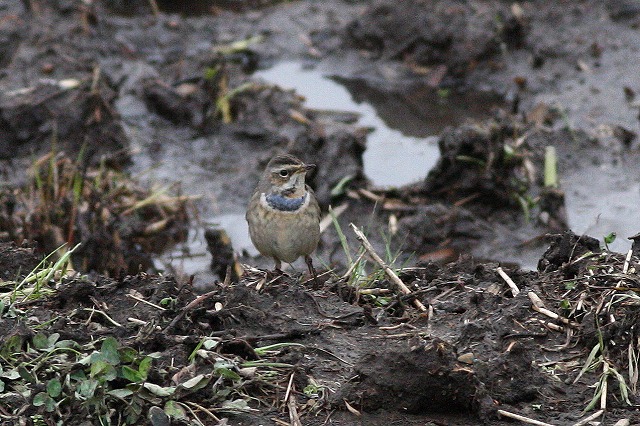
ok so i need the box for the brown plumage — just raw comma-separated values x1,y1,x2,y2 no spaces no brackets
246,154,321,284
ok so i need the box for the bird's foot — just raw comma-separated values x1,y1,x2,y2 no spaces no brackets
305,255,320,289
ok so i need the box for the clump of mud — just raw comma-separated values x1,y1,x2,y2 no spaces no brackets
2,230,640,425
0,75,130,166
0,152,190,276
345,0,528,79
377,111,578,261
423,115,536,210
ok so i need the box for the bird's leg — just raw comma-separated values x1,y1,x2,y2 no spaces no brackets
305,255,319,288
274,258,283,273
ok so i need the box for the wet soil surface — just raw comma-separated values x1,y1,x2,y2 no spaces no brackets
1,0,640,425
2,235,640,425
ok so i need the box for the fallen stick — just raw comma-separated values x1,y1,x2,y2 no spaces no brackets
535,319,564,332
340,251,366,281
367,331,431,339
623,249,633,274
601,361,609,410
359,288,393,295
165,287,220,331
612,419,631,426
496,266,520,296
497,409,557,426
285,373,302,426
350,223,427,312
127,293,167,311
528,291,545,309
572,409,604,426
528,291,579,327
532,305,579,327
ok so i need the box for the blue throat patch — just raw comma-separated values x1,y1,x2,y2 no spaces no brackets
265,193,306,212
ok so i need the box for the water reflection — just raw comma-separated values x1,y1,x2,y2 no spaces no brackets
255,62,504,187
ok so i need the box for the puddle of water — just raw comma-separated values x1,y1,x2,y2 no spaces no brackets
254,62,503,187
564,161,640,254
128,143,259,270
210,213,258,256
125,60,639,278
156,213,257,285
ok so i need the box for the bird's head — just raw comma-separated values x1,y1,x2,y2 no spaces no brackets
260,154,315,198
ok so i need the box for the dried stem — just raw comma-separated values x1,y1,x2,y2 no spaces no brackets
349,223,427,312
497,409,557,426
571,409,604,426
496,266,520,296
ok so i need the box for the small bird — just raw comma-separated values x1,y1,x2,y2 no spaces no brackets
246,154,321,284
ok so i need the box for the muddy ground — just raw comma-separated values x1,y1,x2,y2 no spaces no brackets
1,0,640,425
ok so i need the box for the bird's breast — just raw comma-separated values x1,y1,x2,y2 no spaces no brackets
263,193,308,212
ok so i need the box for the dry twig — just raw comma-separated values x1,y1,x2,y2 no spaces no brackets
571,409,604,426
127,293,167,311
350,223,427,312
497,409,557,426
285,373,302,426
496,266,520,296
623,249,633,274
528,291,579,327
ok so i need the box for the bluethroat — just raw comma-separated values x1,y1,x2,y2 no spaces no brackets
246,154,321,284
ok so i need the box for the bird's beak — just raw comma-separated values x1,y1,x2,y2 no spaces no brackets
303,164,316,172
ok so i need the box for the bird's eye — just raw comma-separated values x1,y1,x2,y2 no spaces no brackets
279,169,289,177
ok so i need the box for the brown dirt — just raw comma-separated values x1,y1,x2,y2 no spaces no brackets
1,0,640,425
2,235,640,425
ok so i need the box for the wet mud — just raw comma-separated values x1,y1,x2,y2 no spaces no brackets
1,0,640,425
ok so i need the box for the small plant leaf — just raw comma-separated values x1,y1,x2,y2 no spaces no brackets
33,392,51,407
46,379,62,398
0,335,23,358
18,366,36,383
203,339,219,350
78,353,93,365
138,357,152,380
437,88,450,98
604,232,617,245
100,337,120,365
47,333,60,347
215,367,241,381
54,339,79,349
77,378,99,398
119,347,138,363
221,399,250,411
164,400,187,419
303,384,321,396
91,360,117,381
144,383,176,397
330,175,354,197
204,66,220,81
254,342,304,355
1,369,21,380
69,369,87,382
179,374,209,391
32,333,51,350
573,343,601,385
456,155,486,167
108,388,134,398
122,365,144,383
